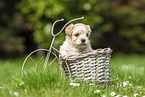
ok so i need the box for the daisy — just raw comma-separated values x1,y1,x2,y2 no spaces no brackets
121,81,129,87
0,87,4,89
129,84,132,86
110,92,116,96
69,83,76,86
9,90,13,94
14,92,19,97
134,93,138,97
137,86,142,89
126,81,129,83
74,83,80,87
19,82,24,86
123,95,128,97
89,83,94,86
102,95,106,97
69,83,80,87
94,90,100,93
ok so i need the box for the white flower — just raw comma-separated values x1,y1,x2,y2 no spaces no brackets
102,95,106,97
129,77,132,79
137,86,142,89
123,95,128,97
19,82,24,86
110,92,116,96
123,82,128,87
126,81,129,84
94,90,100,93
69,83,76,86
74,83,80,87
0,87,4,89
69,83,80,87
14,92,19,97
129,84,132,86
121,81,129,87
134,93,138,97
89,83,94,86
9,90,13,94
142,96,145,97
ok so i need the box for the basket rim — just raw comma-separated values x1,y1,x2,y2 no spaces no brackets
60,47,112,60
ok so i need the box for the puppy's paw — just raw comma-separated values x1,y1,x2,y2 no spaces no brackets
59,54,69,60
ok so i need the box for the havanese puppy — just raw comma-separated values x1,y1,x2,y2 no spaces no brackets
59,23,93,59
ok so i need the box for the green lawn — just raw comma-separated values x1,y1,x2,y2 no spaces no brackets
0,53,145,97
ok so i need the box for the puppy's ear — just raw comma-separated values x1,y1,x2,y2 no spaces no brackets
86,25,91,36
86,25,91,32
65,24,74,37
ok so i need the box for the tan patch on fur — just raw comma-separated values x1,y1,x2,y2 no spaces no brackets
65,24,74,37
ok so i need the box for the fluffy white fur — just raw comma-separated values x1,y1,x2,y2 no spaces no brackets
59,23,93,59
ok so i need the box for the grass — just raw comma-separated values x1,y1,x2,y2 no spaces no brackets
0,53,145,97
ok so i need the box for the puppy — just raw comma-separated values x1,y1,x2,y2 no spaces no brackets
59,23,93,59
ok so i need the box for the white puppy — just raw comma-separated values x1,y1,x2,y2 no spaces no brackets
59,23,93,59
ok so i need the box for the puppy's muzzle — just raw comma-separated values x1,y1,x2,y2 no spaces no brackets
81,39,86,43
81,39,86,45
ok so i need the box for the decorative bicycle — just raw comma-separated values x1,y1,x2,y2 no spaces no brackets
22,17,119,87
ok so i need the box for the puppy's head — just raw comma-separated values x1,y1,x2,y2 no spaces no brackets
65,23,91,48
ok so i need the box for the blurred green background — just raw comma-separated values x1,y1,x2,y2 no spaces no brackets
1,0,145,58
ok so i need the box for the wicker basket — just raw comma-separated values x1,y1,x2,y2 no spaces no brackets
60,48,113,84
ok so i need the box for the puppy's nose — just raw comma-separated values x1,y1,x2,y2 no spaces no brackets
81,39,86,43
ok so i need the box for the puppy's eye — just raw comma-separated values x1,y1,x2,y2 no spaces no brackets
75,33,79,37
86,33,89,37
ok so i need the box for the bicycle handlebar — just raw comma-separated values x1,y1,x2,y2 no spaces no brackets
51,17,84,37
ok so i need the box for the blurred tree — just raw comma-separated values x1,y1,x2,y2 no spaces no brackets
0,0,36,58
96,0,145,53
14,0,145,54
0,0,25,58
16,0,103,50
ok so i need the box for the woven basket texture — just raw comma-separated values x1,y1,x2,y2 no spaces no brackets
61,48,113,83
